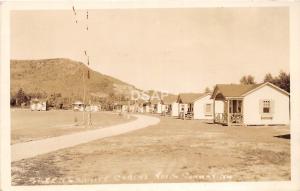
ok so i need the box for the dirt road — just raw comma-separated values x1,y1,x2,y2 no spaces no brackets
11,114,160,162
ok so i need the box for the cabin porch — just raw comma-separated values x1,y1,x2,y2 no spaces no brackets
214,97,244,126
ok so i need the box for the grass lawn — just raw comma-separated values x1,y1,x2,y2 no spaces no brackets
11,115,290,185
11,109,135,144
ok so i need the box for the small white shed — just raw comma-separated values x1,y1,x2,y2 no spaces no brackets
72,101,85,112
114,101,130,113
30,98,47,111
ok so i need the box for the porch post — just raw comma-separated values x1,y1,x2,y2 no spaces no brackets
241,99,244,125
213,98,215,123
227,99,230,126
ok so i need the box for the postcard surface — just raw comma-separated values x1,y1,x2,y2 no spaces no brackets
1,1,300,191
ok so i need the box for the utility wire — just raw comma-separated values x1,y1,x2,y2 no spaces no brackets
72,6,92,127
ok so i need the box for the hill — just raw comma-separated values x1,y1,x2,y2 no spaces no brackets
10,58,139,102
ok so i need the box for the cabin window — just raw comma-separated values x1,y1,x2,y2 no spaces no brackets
205,104,212,113
260,99,274,120
263,100,271,113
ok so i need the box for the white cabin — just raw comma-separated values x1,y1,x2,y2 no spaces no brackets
72,101,85,112
151,99,163,114
114,101,130,113
161,95,179,116
211,82,290,126
193,94,213,120
177,93,213,120
30,98,47,111
143,102,151,113
85,105,101,112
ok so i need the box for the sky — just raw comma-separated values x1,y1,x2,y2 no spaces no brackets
11,8,289,94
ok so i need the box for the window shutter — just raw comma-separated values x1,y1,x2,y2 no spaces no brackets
204,104,213,115
270,100,275,114
259,99,263,114
209,104,213,115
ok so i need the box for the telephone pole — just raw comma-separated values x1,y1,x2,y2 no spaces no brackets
72,6,92,128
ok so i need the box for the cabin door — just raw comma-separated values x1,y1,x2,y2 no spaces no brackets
229,100,242,113
228,100,243,124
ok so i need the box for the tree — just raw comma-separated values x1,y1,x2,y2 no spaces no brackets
204,87,211,93
47,92,63,108
10,97,16,107
15,88,28,106
274,71,290,93
264,73,273,83
55,97,64,109
262,71,290,93
240,75,256,85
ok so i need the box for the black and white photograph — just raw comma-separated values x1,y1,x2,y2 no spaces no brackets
1,1,300,191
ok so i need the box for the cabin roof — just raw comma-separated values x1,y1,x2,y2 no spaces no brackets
30,98,48,102
241,82,290,96
162,95,178,104
135,98,147,104
211,82,289,99
178,93,206,104
213,84,261,98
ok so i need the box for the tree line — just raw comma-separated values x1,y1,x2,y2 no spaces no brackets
12,71,290,109
10,88,67,109
239,71,290,93
10,88,130,110
203,70,290,93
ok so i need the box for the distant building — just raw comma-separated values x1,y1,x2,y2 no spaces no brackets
30,98,47,111
134,99,145,113
150,99,163,114
211,82,290,126
114,101,130,113
85,105,101,112
143,101,151,113
177,93,213,120
161,95,179,116
72,101,85,112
